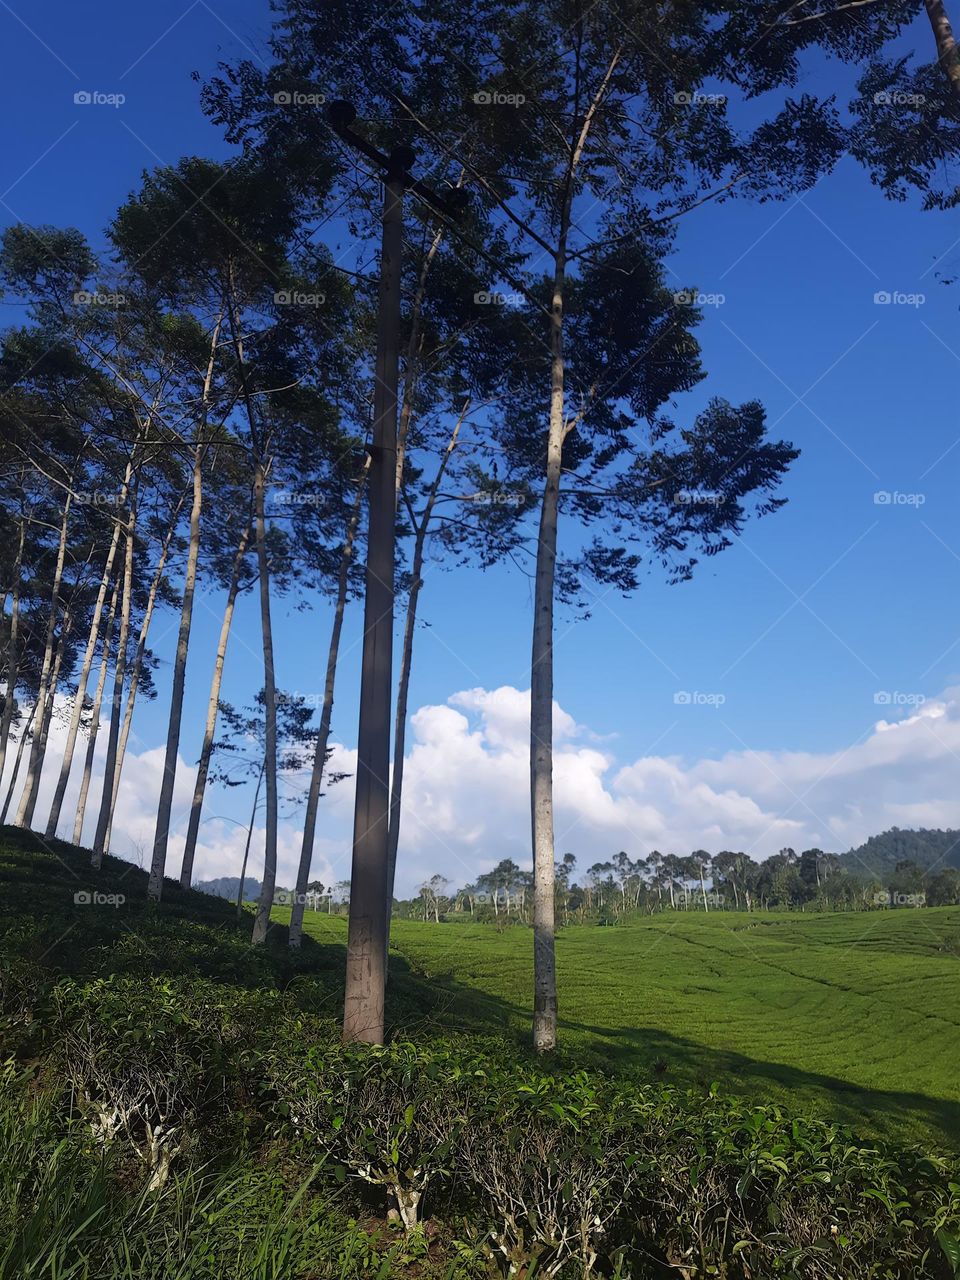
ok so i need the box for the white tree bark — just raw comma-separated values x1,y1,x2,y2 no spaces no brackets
0,519,26,783
178,519,251,889
72,574,120,845
45,462,133,837
91,495,136,868
102,494,185,857
14,490,73,828
148,317,221,897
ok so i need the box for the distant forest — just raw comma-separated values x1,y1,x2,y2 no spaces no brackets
839,828,960,876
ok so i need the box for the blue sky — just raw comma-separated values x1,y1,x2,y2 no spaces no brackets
4,1,960,889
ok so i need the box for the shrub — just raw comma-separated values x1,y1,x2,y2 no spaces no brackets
459,1069,638,1277
51,976,319,1188
273,1041,960,1278
275,1040,484,1230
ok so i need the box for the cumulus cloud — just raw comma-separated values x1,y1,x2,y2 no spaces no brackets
8,685,960,895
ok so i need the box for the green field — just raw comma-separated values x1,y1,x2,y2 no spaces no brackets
279,905,960,1149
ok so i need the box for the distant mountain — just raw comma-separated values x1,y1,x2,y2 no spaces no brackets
839,828,960,878
194,875,261,902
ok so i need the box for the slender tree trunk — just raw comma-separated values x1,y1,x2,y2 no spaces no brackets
14,491,73,827
288,462,368,948
102,494,185,857
0,696,41,823
148,445,203,897
530,263,565,1052
45,467,132,836
73,574,120,845
250,457,279,946
28,611,73,817
237,762,265,920
91,495,136,867
0,521,25,782
385,412,465,945
148,316,220,898
700,867,709,912
925,0,960,99
528,47,621,1054
179,518,252,889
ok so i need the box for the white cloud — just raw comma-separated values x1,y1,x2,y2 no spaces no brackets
8,685,960,895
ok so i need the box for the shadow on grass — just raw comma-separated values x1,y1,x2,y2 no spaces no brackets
3,824,957,1150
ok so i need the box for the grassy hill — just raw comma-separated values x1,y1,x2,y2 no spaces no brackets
277,904,960,1150
3,827,960,1277
3,824,959,1150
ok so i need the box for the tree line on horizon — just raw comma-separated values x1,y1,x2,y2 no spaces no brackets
2,0,960,1049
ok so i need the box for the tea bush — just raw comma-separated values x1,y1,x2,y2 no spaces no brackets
275,1041,960,1277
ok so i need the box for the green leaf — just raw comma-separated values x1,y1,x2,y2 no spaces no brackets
937,1229,960,1277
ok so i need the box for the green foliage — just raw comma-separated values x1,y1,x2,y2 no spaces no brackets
273,1041,960,1277
0,1063,424,1280
4,834,960,1277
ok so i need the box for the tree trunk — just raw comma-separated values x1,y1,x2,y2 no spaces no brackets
73,574,120,845
288,462,368,948
0,520,26,783
237,762,265,920
28,612,73,820
102,493,185,857
148,316,221,898
0,696,41,823
45,465,132,837
147,446,203,896
925,0,960,99
14,490,73,828
699,867,709,912
529,260,566,1052
179,518,252,889
385,412,465,946
249,458,279,946
343,173,403,1044
528,48,620,1052
91,496,136,868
